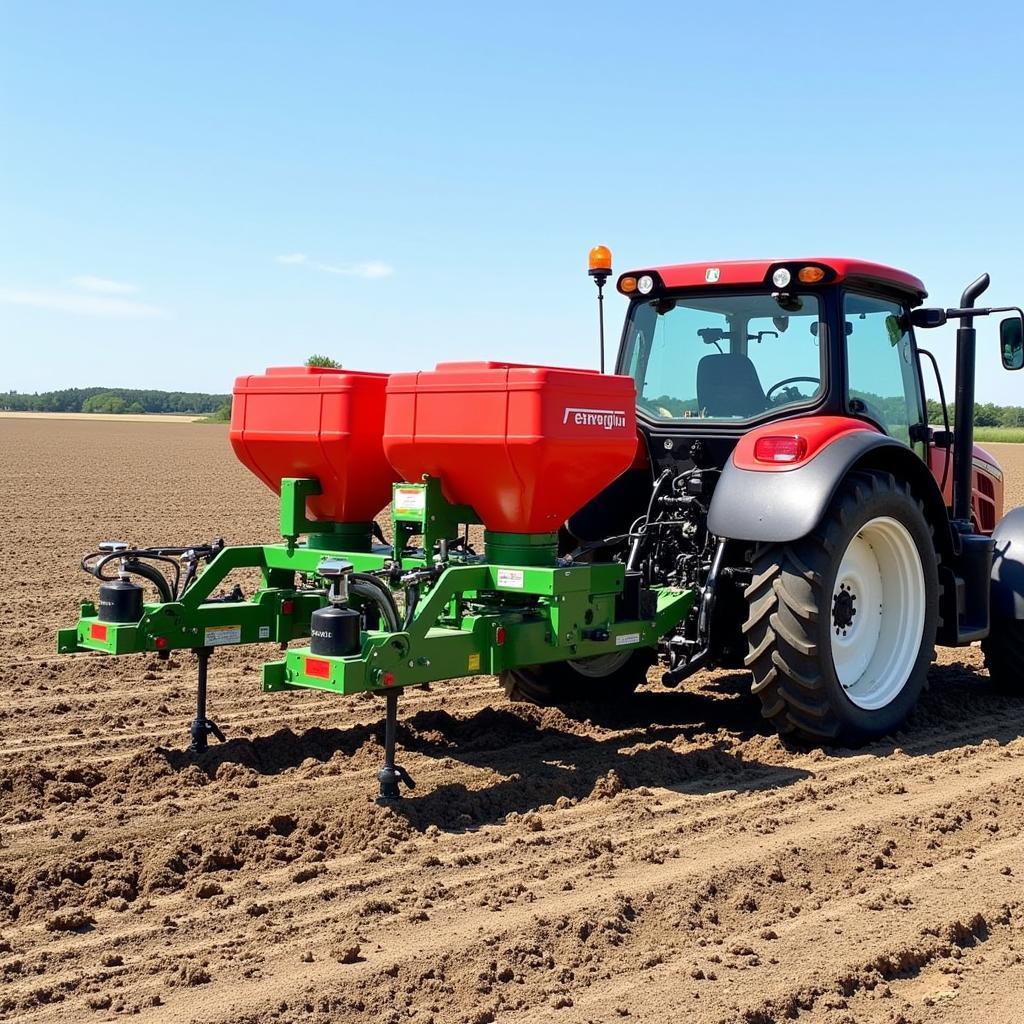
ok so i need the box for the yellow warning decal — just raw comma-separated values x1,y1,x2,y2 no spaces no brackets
467,652,481,672
204,624,241,646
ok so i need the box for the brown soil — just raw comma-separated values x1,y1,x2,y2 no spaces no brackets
1,418,1023,1024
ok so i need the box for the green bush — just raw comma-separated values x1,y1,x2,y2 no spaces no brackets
200,402,232,424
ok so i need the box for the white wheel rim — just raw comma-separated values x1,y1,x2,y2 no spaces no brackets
830,515,925,711
567,651,633,677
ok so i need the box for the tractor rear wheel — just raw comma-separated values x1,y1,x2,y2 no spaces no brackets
743,470,939,744
982,619,1024,690
500,649,654,705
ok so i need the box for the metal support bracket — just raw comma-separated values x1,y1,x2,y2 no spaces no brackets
376,689,415,803
188,647,225,753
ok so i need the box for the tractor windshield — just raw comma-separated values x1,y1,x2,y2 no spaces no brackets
621,292,824,422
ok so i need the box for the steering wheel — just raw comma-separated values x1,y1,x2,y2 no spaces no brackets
765,376,820,402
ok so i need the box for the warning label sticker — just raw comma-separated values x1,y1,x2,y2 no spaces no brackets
258,625,270,640
467,652,481,672
394,488,426,514
615,632,641,647
496,569,524,589
204,625,242,647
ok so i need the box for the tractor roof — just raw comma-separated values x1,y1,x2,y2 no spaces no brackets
624,258,927,302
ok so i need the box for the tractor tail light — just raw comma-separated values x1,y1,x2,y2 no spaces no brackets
753,435,808,464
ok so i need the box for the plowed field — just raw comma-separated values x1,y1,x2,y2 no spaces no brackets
2,418,1023,1024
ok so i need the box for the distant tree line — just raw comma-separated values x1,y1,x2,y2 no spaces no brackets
5,381,1022,428
925,399,1024,428
1,388,230,415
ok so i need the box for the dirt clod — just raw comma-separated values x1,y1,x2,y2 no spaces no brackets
44,910,95,932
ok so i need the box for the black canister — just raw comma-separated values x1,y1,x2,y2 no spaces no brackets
309,604,361,656
98,578,144,623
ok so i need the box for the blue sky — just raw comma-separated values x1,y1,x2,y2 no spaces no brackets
2,3,1023,403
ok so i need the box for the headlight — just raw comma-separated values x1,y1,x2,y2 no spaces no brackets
771,268,791,288
637,274,655,295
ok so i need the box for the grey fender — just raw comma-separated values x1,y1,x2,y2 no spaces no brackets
708,431,954,555
991,507,1024,620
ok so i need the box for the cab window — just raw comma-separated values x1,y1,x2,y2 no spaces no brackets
843,293,923,447
621,292,824,422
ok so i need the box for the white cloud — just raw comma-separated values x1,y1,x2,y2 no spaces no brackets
70,275,139,295
0,287,165,318
351,260,394,280
276,253,393,279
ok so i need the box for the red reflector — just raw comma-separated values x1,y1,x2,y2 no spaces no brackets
154,636,168,650
495,626,507,646
281,600,295,615
305,657,331,679
90,623,107,641
753,435,808,464
381,671,396,687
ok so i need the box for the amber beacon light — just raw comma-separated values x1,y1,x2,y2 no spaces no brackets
588,245,613,372
588,245,613,275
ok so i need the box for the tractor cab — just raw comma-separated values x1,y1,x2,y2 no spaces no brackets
614,258,931,459
603,257,1016,537
569,256,945,551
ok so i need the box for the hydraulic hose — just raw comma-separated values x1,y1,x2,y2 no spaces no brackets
178,559,199,598
122,558,176,604
626,468,673,574
563,533,629,564
82,540,225,604
83,550,182,598
403,583,420,630
350,573,402,632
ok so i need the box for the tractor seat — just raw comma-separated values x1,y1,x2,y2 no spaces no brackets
696,353,770,418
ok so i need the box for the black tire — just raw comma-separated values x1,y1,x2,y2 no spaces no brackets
743,470,939,744
500,649,655,705
982,619,1024,690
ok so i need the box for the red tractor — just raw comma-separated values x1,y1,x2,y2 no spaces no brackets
508,254,1024,744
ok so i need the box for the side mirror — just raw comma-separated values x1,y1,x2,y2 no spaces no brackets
1001,316,1024,370
910,307,948,329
